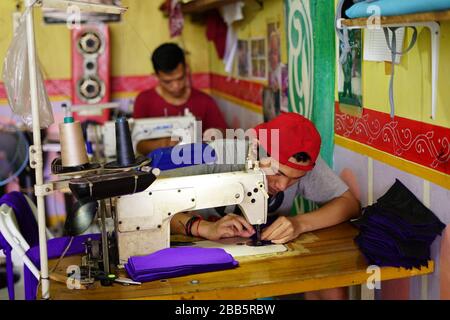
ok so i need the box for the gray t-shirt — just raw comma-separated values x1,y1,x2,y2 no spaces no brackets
161,139,349,217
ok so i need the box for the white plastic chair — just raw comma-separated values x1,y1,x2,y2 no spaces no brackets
0,195,54,299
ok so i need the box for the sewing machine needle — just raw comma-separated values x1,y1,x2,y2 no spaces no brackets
255,225,262,246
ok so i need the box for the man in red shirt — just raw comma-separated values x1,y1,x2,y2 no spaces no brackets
133,43,227,155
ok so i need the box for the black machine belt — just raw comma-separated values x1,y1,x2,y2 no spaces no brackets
69,170,157,201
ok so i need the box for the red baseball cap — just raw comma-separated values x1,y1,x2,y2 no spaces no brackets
253,113,321,171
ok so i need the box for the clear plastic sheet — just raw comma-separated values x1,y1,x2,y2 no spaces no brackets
2,14,54,129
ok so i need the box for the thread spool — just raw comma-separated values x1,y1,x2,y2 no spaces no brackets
59,119,89,167
105,117,148,169
115,117,136,167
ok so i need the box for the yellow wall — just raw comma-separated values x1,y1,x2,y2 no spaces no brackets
361,23,450,128
208,0,287,83
333,0,450,128
0,0,285,88
0,0,209,81
334,1,450,187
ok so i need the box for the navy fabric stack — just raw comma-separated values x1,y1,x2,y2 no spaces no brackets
353,179,446,269
125,247,238,282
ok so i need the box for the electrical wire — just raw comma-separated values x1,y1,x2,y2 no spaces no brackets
35,235,74,299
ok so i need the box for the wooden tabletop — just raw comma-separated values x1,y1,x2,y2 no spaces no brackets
46,222,433,300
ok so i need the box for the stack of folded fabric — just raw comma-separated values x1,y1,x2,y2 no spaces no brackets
124,247,239,282
353,179,446,269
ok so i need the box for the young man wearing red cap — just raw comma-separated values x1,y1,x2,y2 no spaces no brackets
168,112,360,299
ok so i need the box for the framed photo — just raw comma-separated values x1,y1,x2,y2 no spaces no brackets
267,21,281,90
237,39,250,78
250,38,266,80
262,87,280,122
338,29,363,108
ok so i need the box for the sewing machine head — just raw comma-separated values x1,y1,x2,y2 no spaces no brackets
68,137,268,266
114,164,268,264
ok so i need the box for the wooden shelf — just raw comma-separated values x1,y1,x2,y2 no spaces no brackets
341,9,450,27
181,0,262,14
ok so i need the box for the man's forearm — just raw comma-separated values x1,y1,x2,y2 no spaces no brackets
136,137,178,155
295,190,361,233
170,212,195,235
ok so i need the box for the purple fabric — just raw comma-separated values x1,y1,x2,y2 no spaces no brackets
0,192,39,300
23,233,101,300
356,238,429,269
377,179,445,228
125,247,239,282
360,213,438,242
353,181,445,270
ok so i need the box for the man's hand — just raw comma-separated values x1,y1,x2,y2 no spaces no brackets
198,213,255,241
261,216,303,244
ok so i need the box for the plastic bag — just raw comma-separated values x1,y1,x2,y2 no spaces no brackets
2,13,54,129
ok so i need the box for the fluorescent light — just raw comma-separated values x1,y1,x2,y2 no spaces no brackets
40,0,127,15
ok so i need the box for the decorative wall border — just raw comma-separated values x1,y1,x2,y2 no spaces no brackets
335,102,450,176
0,73,211,103
210,73,263,108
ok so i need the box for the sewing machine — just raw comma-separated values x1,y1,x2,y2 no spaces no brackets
114,161,269,264
102,109,198,159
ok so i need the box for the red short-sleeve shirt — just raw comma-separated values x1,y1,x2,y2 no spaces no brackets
133,88,227,132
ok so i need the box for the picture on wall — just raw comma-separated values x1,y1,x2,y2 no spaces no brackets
250,38,266,79
237,39,250,78
267,19,289,113
263,87,280,122
43,0,122,24
267,21,281,90
280,64,289,112
337,29,363,108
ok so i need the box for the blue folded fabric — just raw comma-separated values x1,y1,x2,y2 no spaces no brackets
125,247,239,282
147,143,216,171
346,0,450,19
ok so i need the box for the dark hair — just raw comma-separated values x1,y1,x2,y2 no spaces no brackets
255,146,311,164
151,43,185,74
292,152,311,163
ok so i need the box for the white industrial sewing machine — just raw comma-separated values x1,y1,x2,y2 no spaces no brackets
102,109,198,159
114,158,269,264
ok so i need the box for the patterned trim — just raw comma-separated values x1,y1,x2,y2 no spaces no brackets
335,103,450,175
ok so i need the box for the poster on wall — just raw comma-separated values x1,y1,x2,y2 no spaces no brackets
237,39,250,78
268,21,282,90
263,87,280,122
280,64,289,112
337,29,363,108
42,0,122,24
250,38,266,79
267,19,289,113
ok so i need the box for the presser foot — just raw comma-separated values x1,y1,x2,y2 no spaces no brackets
247,224,271,246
